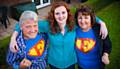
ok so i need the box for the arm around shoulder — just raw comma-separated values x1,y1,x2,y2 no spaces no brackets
38,20,50,33
103,35,112,55
96,16,108,39
9,31,19,53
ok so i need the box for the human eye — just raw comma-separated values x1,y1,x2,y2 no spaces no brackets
34,25,38,27
62,11,66,14
26,25,31,28
78,16,82,19
55,12,59,15
85,16,88,19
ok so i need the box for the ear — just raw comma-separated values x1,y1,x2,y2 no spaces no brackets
20,25,23,30
20,27,22,30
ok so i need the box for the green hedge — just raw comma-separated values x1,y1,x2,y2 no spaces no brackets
0,36,10,68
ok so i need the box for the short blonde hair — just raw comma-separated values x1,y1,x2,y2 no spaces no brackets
19,10,38,25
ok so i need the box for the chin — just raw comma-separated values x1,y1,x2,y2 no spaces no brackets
27,35,37,39
31,36,37,38
81,27,86,29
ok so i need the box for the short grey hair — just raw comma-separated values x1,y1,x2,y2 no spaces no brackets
19,10,38,25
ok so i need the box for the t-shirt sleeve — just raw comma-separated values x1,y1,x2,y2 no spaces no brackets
15,23,20,32
96,16,103,24
38,20,50,33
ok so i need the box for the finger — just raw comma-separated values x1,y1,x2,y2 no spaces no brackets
10,45,16,53
23,61,30,67
25,63,29,67
23,60,26,63
102,57,106,64
103,29,108,39
102,56,104,62
21,58,27,64
27,61,32,66
25,62,30,67
14,45,19,51
99,30,102,36
104,32,107,39
101,31,106,39
21,60,25,64
25,59,30,64
101,34,104,39
102,56,109,65
24,59,32,66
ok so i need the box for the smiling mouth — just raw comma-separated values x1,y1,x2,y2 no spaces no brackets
59,18,63,21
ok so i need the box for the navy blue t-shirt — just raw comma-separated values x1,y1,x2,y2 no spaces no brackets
24,34,47,60
76,27,101,69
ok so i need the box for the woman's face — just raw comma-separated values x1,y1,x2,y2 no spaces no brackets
21,19,38,39
54,6,68,25
77,13,92,32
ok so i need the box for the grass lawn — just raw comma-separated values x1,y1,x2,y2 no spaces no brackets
96,1,120,69
0,36,10,68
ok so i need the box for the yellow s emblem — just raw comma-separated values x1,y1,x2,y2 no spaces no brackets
76,38,96,53
28,39,45,56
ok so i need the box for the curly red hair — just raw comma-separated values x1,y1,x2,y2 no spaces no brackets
47,1,75,34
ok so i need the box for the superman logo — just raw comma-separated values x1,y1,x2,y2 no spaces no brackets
76,38,96,53
28,39,45,56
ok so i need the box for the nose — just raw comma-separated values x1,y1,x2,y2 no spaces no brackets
59,13,63,18
79,19,83,24
30,27,36,32
81,19,83,23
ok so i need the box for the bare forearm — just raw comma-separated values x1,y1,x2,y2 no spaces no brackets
11,31,18,40
9,31,19,52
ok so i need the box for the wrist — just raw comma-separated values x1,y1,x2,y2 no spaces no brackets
103,52,109,56
100,22,105,26
11,36,16,40
11,31,18,40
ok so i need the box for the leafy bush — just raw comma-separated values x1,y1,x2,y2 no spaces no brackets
0,36,10,68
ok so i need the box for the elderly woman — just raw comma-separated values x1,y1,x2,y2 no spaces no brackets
6,11,48,69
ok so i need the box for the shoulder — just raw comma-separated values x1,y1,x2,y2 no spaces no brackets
92,23,101,37
92,23,100,31
38,19,49,24
39,32,48,40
